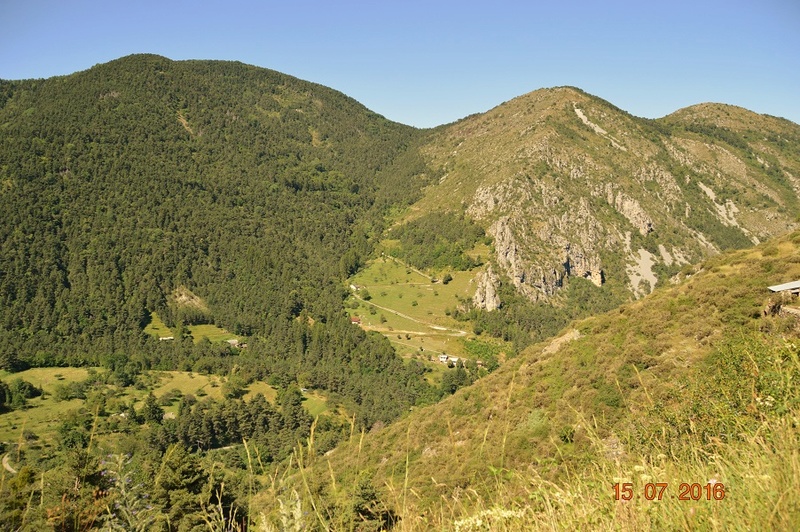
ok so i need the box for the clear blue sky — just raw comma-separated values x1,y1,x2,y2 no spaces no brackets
1,0,798,128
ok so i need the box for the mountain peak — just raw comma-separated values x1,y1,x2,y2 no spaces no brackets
410,83,800,306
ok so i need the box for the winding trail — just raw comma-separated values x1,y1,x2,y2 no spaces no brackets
352,294,467,336
382,255,433,281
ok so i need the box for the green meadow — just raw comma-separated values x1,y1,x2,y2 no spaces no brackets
144,312,239,345
0,369,324,444
347,255,511,363
143,311,173,338
187,323,239,344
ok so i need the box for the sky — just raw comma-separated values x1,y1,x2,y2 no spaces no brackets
1,0,798,128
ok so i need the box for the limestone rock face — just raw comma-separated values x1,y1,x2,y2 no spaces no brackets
486,198,606,301
473,264,501,311
564,244,604,287
603,186,654,236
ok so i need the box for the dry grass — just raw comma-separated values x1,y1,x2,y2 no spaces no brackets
291,230,800,530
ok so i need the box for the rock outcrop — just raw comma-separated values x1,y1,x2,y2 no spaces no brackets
487,214,604,301
472,264,501,311
603,186,654,236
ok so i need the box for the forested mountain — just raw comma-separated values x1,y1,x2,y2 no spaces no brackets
0,54,436,426
1,54,424,341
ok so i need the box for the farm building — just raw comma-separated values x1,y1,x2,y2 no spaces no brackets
768,280,800,295
765,280,800,318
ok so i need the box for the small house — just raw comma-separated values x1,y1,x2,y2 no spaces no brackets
350,316,362,325
438,354,449,364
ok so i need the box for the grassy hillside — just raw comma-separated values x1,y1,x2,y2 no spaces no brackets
287,230,800,529
344,254,512,391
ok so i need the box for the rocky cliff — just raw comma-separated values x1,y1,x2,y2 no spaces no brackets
412,87,800,303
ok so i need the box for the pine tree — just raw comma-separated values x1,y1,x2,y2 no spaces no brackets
141,393,164,425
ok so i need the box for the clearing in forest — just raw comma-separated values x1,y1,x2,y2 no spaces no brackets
143,311,174,338
187,323,238,344
0,369,344,443
346,255,509,369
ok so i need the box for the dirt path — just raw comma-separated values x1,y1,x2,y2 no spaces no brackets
2,453,17,474
382,255,433,281
353,294,467,336
387,338,445,356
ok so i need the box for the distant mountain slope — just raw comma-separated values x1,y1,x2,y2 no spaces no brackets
410,87,800,304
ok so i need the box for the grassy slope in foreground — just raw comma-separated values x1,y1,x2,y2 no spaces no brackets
287,230,800,530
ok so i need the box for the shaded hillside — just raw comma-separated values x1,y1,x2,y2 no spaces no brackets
314,230,800,528
409,87,800,309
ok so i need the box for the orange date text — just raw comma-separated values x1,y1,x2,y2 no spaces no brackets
613,482,726,501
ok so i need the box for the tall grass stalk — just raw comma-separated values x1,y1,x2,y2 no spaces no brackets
295,445,329,531
243,438,254,529
499,371,516,471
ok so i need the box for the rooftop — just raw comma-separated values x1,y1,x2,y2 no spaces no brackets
768,280,800,292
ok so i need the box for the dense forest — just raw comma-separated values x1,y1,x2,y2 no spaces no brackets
385,212,486,271
0,54,444,425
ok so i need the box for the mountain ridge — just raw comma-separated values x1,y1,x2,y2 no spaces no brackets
407,83,799,309
6,53,798,360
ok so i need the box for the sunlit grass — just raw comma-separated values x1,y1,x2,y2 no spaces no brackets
143,311,173,338
187,323,238,343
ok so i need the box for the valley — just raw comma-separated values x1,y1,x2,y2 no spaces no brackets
0,55,799,530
